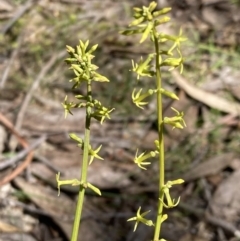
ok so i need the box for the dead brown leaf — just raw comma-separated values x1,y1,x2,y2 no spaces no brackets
0,220,22,233
182,153,236,182
14,177,74,239
172,71,240,116
209,169,240,223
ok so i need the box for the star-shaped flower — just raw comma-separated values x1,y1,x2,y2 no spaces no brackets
127,207,154,232
134,149,157,170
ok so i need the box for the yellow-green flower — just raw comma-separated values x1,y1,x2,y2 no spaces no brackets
134,149,157,170
163,107,186,129
127,207,154,232
62,96,76,118
131,54,155,79
132,88,157,109
92,106,114,124
159,179,184,208
89,145,104,164
160,48,184,73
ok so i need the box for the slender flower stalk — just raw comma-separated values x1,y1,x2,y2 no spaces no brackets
153,28,165,241
121,2,187,240
56,40,113,241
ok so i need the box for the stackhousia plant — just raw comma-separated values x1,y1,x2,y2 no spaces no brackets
56,1,186,241
56,40,114,241
120,2,186,240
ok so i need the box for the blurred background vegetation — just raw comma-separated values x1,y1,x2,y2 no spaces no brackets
1,1,240,241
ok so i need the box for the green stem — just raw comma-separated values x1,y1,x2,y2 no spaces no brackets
153,29,165,241
71,80,92,241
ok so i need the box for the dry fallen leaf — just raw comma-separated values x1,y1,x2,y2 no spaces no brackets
14,177,74,239
14,177,109,241
0,220,22,233
209,169,240,223
0,233,37,241
172,71,240,116
182,153,236,182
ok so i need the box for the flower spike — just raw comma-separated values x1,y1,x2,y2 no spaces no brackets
59,39,114,241
120,2,186,239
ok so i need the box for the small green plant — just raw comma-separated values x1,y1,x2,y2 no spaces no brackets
56,1,186,240
56,40,114,241
121,2,186,240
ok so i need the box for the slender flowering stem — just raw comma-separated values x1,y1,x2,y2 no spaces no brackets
153,28,165,241
121,2,186,240
57,40,112,241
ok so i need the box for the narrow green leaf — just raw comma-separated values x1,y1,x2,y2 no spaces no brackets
154,16,171,26
149,1,157,12
153,7,171,17
69,133,83,144
129,16,145,26
87,182,101,196
84,40,89,51
160,88,179,100
94,72,110,82
88,44,98,54
140,22,153,43
66,45,75,53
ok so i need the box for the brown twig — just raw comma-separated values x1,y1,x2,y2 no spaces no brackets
0,135,47,170
14,51,66,133
172,70,240,116
0,0,34,35
0,112,33,186
35,154,62,173
0,34,23,89
179,202,240,238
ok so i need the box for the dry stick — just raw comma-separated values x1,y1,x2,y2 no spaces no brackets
0,135,47,170
14,51,66,134
0,0,34,34
172,70,240,116
33,93,60,109
60,0,101,3
35,154,62,173
0,112,34,186
7,52,65,176
0,35,23,89
7,199,68,220
179,202,240,238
